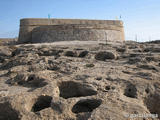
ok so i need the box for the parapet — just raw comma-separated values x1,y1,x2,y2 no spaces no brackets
18,18,125,43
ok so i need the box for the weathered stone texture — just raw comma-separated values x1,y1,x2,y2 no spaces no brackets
31,24,124,43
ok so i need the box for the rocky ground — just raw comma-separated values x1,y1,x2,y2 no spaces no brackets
0,38,17,46
0,40,160,120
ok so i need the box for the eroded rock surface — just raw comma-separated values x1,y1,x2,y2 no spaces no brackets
0,41,160,120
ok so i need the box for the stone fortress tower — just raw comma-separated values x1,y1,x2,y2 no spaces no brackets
18,18,125,43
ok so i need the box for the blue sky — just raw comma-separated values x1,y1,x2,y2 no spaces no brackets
0,0,160,41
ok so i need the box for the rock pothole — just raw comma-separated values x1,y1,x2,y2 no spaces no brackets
105,86,111,91
8,74,48,89
64,51,77,57
58,81,97,99
116,47,126,53
124,84,137,98
85,63,95,68
144,93,160,118
0,102,20,120
95,51,116,61
72,99,102,113
38,49,63,56
32,95,52,112
78,51,88,58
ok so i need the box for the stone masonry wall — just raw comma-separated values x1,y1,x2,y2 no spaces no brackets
18,18,125,43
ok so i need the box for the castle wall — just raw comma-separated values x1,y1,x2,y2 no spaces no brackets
18,18,125,43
